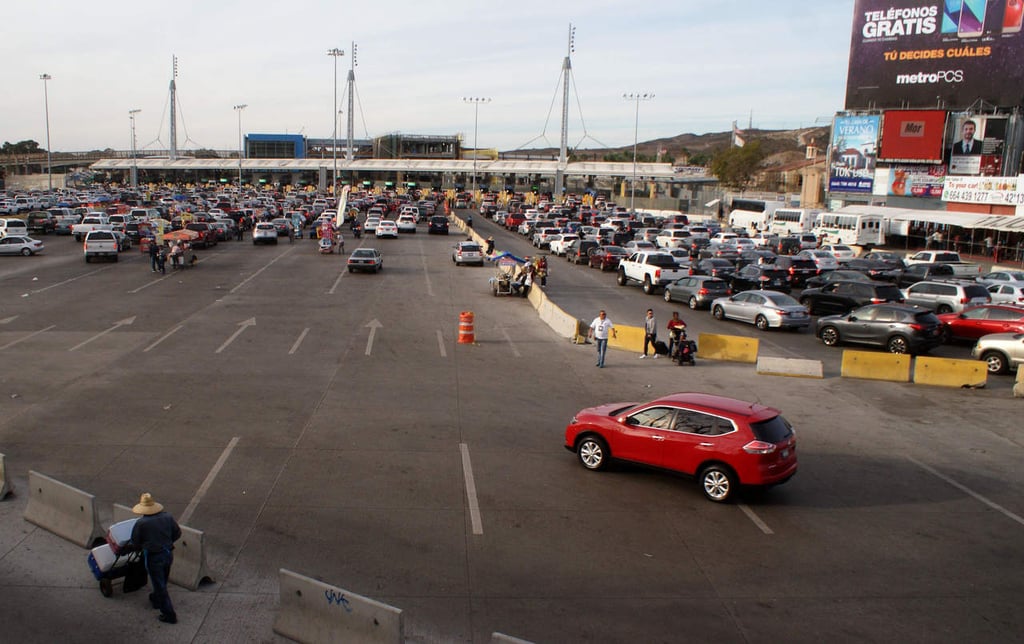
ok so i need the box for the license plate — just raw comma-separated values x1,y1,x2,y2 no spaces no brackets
791,312,806,318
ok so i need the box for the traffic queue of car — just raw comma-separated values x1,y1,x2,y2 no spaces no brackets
474,200,1024,376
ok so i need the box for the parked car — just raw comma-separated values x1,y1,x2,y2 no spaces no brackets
711,290,811,331
768,256,820,288
902,280,990,313
937,304,1024,342
565,239,600,265
252,222,278,245
818,244,856,263
815,304,943,354
842,258,902,281
971,333,1024,374
428,215,449,235
987,283,1024,304
55,215,82,235
693,258,736,280
860,251,906,269
548,234,580,256
976,270,1024,286
26,211,57,235
796,249,840,271
804,269,873,290
0,235,45,256
347,248,383,273
729,264,791,294
587,245,629,271
735,249,777,270
563,392,798,503
663,276,732,309
452,241,484,266
799,280,904,315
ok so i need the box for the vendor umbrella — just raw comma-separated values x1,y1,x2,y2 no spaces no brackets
162,229,199,242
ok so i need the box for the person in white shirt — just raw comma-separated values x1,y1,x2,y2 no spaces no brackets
588,310,618,368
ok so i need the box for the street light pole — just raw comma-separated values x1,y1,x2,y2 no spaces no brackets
128,109,141,188
39,73,52,191
233,104,247,186
327,48,345,197
623,93,654,214
462,97,491,199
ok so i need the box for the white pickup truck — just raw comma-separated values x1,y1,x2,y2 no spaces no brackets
83,230,119,263
904,250,982,277
617,251,690,295
72,215,113,241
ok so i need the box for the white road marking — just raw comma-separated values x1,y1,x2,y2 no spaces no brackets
909,456,1024,527
216,318,256,354
229,246,296,294
143,324,184,353
30,265,114,294
501,328,521,357
436,329,447,357
327,266,347,294
179,436,240,525
289,327,310,355
0,325,55,351
68,316,136,352
364,319,382,355
0,316,16,324
738,503,774,535
460,443,484,535
421,253,434,297
128,274,170,293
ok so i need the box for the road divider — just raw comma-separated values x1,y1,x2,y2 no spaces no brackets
610,325,644,353
274,568,404,643
24,471,104,548
912,356,987,388
756,356,824,378
697,333,758,363
0,453,10,499
841,350,911,382
113,502,214,590
1014,368,1024,398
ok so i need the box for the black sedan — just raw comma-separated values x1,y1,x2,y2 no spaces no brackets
692,258,736,280
803,269,874,290
729,265,791,293
799,280,904,316
815,303,943,354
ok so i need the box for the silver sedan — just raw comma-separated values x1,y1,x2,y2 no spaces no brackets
710,290,810,331
0,235,45,256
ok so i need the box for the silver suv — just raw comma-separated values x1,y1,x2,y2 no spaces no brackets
902,280,991,314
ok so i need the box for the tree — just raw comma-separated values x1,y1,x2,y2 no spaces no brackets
2,140,44,155
709,140,765,190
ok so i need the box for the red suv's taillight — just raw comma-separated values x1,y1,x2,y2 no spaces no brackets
743,440,778,455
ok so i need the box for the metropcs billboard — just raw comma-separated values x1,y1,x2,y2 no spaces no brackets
846,1,1024,110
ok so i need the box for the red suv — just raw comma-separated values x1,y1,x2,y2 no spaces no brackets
564,393,797,502
185,222,217,249
937,304,1024,342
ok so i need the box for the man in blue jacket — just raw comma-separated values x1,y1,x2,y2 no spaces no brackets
130,493,182,624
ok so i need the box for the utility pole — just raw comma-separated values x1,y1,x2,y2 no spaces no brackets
463,97,491,198
233,104,247,186
327,47,345,195
129,109,141,188
39,73,52,191
623,93,655,214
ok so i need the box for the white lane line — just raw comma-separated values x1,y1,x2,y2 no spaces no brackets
327,267,347,295
128,274,171,293
421,254,434,297
436,329,447,357
500,328,521,357
0,325,56,351
460,443,483,535
738,503,774,535
179,436,240,525
69,316,136,352
364,319,382,356
909,456,1024,527
216,318,256,354
143,324,184,353
229,246,296,294
30,265,113,294
289,327,310,355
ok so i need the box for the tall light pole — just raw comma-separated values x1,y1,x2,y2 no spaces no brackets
327,47,345,196
233,104,247,186
463,97,491,199
39,73,53,191
128,109,141,188
623,93,654,214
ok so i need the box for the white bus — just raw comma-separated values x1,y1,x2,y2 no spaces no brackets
727,199,785,232
812,212,885,246
769,208,818,236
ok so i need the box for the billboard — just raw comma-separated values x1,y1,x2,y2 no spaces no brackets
878,110,948,161
947,114,1007,174
878,163,948,196
829,115,881,193
846,1,1024,110
942,174,1024,204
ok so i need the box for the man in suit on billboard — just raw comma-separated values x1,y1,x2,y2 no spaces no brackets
952,120,982,155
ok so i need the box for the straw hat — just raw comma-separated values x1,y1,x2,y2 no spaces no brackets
132,493,164,515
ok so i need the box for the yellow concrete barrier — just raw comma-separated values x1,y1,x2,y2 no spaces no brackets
0,453,10,499
840,350,911,382
697,333,759,363
1014,367,1024,398
609,325,645,353
913,356,987,388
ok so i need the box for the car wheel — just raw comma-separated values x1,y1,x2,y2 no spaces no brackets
616,270,628,286
981,350,1009,375
712,305,725,320
21,248,32,256
85,256,91,263
755,315,769,331
348,267,353,273
941,327,953,343
886,335,909,354
577,436,608,471
642,276,655,295
688,296,699,310
663,289,673,303
820,325,840,347
700,465,736,503
936,304,953,314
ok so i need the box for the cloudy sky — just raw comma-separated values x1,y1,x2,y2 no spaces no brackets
5,0,856,154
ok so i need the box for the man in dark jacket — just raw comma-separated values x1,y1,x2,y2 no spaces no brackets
130,493,182,624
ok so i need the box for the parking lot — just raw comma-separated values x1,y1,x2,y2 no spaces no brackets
1,220,1023,643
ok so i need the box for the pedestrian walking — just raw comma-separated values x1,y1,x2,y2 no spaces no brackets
130,493,182,625
157,244,168,275
640,308,658,359
588,310,618,368
236,222,244,241
148,240,160,272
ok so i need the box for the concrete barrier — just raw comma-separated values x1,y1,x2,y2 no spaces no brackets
913,356,987,388
1014,367,1024,398
697,333,759,363
534,292,581,339
274,568,403,644
113,503,214,590
23,471,104,548
609,325,644,353
840,350,911,382
0,453,10,499
756,356,824,378
491,634,535,643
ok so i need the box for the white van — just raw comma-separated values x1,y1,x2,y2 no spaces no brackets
0,218,28,238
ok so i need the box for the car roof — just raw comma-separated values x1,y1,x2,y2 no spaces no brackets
651,393,778,422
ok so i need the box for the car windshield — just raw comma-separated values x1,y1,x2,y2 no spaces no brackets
749,414,793,443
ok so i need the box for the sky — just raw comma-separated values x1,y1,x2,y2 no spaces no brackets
4,0,856,155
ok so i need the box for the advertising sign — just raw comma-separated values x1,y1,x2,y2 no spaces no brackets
942,175,1024,204
829,115,881,193
947,114,1006,175
880,163,948,196
846,1,1024,110
878,110,948,161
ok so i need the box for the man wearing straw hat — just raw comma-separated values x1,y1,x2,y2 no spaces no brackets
130,493,182,624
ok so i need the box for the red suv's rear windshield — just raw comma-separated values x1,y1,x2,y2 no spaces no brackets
749,415,793,443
